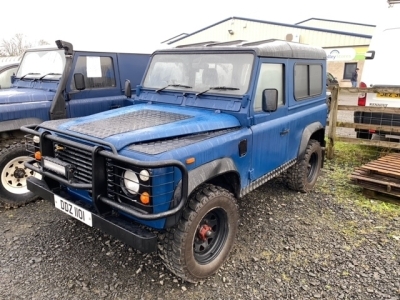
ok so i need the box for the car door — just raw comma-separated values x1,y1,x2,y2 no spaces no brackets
66,53,125,118
250,60,289,180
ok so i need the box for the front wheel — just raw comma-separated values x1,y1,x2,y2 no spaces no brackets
159,184,239,283
285,139,322,193
0,143,40,207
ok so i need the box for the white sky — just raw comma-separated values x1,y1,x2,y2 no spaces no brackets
0,0,392,53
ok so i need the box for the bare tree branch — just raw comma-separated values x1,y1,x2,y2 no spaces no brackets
0,34,50,57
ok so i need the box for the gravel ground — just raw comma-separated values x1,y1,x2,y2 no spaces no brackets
1,93,399,299
1,166,399,300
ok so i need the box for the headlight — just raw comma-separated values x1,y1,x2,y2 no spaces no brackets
33,135,40,144
122,170,139,195
139,169,150,181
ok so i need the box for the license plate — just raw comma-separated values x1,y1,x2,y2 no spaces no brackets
376,92,400,98
54,195,93,227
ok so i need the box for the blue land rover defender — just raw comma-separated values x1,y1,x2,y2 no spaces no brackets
0,40,150,207
22,40,327,282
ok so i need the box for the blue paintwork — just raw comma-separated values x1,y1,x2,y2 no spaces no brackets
56,103,241,150
30,45,327,231
0,49,150,129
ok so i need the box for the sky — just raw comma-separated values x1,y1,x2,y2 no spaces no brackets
0,0,392,54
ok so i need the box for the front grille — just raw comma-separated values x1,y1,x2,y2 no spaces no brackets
24,134,181,216
54,143,93,184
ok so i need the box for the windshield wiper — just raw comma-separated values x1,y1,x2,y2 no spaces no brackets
19,73,40,80
196,86,240,96
156,84,192,93
38,73,62,80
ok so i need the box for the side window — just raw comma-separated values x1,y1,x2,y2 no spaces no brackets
0,66,18,89
294,64,322,100
253,63,284,112
71,56,116,90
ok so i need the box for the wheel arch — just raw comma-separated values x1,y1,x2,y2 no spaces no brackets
165,158,240,227
186,158,241,199
298,122,325,160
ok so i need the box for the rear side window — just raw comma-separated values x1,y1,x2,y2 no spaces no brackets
294,64,323,100
71,56,116,90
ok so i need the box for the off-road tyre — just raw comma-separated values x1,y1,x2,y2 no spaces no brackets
159,184,239,283
0,143,39,208
285,139,322,193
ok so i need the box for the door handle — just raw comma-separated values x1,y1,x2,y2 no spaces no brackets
280,129,290,135
110,104,121,109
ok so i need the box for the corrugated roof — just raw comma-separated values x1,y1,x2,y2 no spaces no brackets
295,17,376,27
166,16,373,45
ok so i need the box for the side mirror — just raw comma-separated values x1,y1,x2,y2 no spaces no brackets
125,80,132,98
74,73,86,90
262,89,278,112
365,50,375,60
11,74,16,84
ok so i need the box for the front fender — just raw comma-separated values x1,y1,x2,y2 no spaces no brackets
187,157,239,196
165,157,239,227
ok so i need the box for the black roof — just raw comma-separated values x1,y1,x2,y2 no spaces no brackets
156,39,326,60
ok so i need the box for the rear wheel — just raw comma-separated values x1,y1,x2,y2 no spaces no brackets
159,184,239,283
0,143,40,207
285,139,322,193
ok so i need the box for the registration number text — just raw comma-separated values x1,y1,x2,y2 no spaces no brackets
54,195,93,227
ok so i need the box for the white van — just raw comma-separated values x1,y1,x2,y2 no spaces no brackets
354,2,400,140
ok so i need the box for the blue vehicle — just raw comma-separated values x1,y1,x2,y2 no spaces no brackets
22,40,327,282
0,40,150,207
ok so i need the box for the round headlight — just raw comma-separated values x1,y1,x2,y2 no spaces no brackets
123,170,139,194
139,169,150,181
33,136,40,143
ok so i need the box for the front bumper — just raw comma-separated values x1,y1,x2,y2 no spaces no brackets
27,176,158,253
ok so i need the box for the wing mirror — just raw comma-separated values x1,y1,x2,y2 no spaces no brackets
262,89,278,112
73,73,86,91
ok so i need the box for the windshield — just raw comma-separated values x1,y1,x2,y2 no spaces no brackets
16,49,66,80
143,53,254,96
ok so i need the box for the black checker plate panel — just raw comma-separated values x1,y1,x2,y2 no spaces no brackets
68,110,192,138
129,128,238,155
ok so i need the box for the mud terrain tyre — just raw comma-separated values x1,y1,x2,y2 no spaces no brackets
159,184,239,283
0,143,40,207
286,139,322,193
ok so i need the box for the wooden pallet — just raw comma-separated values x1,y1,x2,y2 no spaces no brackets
349,153,400,203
